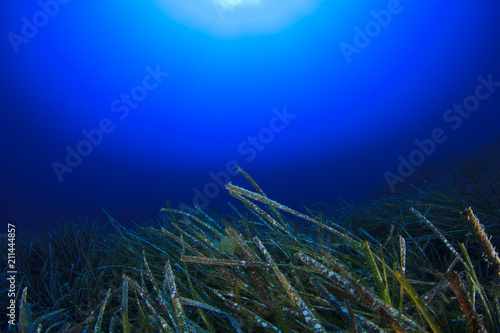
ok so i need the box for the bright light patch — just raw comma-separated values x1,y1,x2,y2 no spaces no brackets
214,0,263,11
154,0,323,38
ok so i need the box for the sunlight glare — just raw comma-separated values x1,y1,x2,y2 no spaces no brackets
154,0,323,38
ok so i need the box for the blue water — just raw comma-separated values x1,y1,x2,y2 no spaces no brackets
1,0,499,231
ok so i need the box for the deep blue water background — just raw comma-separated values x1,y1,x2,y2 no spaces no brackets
1,0,499,232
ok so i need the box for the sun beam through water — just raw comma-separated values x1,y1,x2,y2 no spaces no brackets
154,0,324,38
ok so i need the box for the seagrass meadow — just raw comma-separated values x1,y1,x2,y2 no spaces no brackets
2,164,500,333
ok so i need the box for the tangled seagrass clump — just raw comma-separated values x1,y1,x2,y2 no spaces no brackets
4,166,500,332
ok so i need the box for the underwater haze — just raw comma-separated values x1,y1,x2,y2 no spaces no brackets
1,0,500,230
